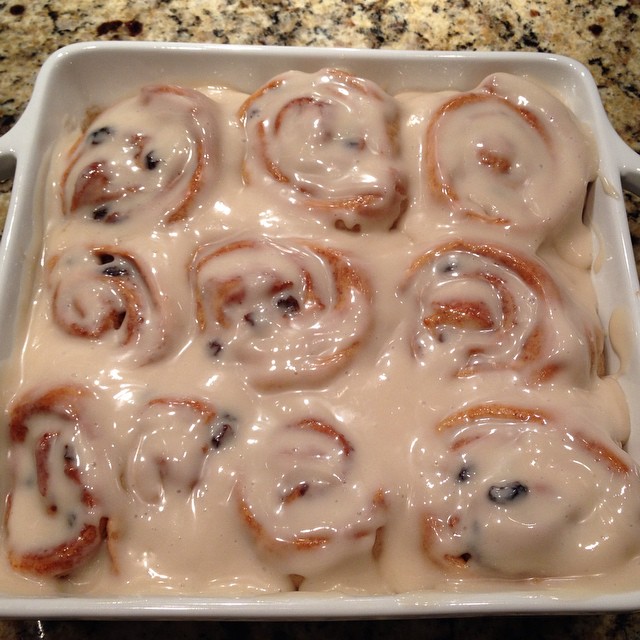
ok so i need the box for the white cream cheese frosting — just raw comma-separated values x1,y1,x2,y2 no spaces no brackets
1,68,637,598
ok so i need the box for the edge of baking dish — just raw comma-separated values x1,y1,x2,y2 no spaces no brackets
0,41,639,619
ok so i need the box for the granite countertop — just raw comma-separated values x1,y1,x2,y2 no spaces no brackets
0,1,639,639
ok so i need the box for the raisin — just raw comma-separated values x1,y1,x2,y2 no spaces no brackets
145,151,160,170
457,467,472,482
208,340,223,356
286,482,309,501
488,482,528,503
211,423,231,449
210,412,236,448
276,295,300,316
88,126,114,145
102,266,129,277
98,253,115,265
441,257,458,275
92,206,109,221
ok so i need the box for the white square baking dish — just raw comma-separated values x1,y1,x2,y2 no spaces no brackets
0,42,639,619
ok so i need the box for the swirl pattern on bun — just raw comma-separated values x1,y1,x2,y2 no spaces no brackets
420,403,640,578
191,237,372,389
126,397,234,505
60,85,220,226
401,239,603,385
424,73,596,233
47,246,175,366
236,413,386,585
239,69,408,232
6,386,109,578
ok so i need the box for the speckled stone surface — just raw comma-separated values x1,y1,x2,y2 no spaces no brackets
0,0,638,232
0,1,639,638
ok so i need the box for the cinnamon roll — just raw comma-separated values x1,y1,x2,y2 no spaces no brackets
420,403,640,578
126,397,235,505
60,85,219,225
47,246,174,366
5,385,109,578
237,414,386,584
238,69,408,232
401,239,603,385
191,237,372,390
424,73,596,233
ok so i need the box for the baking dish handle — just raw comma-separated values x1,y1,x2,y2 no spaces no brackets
613,128,640,197
0,120,24,182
